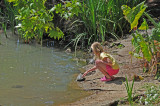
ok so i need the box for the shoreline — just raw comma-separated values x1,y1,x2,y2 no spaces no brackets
63,33,160,106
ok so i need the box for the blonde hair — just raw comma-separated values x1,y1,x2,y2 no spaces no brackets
91,42,104,59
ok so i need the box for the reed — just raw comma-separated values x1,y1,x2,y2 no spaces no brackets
4,0,18,35
0,9,8,38
2,23,7,38
72,0,145,47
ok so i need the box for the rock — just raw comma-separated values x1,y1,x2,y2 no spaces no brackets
76,73,85,81
87,58,95,64
65,48,71,53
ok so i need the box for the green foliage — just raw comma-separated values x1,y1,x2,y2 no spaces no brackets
4,0,18,35
124,76,135,105
8,0,17,2
2,23,7,38
138,18,149,30
122,1,160,75
131,32,152,62
155,69,160,80
54,0,144,50
121,1,147,31
152,27,160,42
0,0,18,36
8,0,64,44
52,0,81,19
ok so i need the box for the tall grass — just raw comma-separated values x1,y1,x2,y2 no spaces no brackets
71,0,145,49
2,0,18,36
124,75,135,105
0,4,8,38
2,23,7,38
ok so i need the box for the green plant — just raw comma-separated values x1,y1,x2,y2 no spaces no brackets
8,0,64,45
0,1,11,38
155,69,160,80
139,85,160,105
124,75,135,105
52,0,82,55
121,1,160,75
54,0,144,51
0,9,7,38
2,23,7,38
4,0,18,35
53,0,81,19
79,0,145,43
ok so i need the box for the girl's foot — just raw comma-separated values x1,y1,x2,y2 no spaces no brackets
101,76,112,82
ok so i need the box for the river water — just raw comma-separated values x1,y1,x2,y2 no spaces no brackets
0,31,90,106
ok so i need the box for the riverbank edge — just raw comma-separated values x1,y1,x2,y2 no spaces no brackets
63,29,160,106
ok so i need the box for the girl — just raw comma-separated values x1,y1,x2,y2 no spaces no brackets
82,42,119,82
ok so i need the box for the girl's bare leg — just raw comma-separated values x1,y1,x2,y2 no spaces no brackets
95,60,111,79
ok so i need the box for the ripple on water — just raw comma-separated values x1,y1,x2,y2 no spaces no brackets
0,32,90,105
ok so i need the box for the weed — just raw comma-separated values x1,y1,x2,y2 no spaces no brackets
124,75,135,105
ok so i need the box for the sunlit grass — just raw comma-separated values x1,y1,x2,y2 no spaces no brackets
71,0,145,49
124,75,135,105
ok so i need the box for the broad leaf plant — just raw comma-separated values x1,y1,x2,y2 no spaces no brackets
121,1,160,77
8,0,64,45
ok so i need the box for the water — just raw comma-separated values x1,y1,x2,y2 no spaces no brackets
0,31,90,106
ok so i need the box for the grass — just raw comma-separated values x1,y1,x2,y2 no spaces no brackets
70,0,145,50
124,75,135,105
4,0,18,35
0,6,8,38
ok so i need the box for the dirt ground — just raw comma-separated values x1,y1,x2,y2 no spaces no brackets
63,29,160,106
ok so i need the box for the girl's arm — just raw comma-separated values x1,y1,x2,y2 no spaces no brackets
82,66,97,77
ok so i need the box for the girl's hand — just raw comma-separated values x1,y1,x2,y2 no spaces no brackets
82,66,97,77
82,72,87,77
